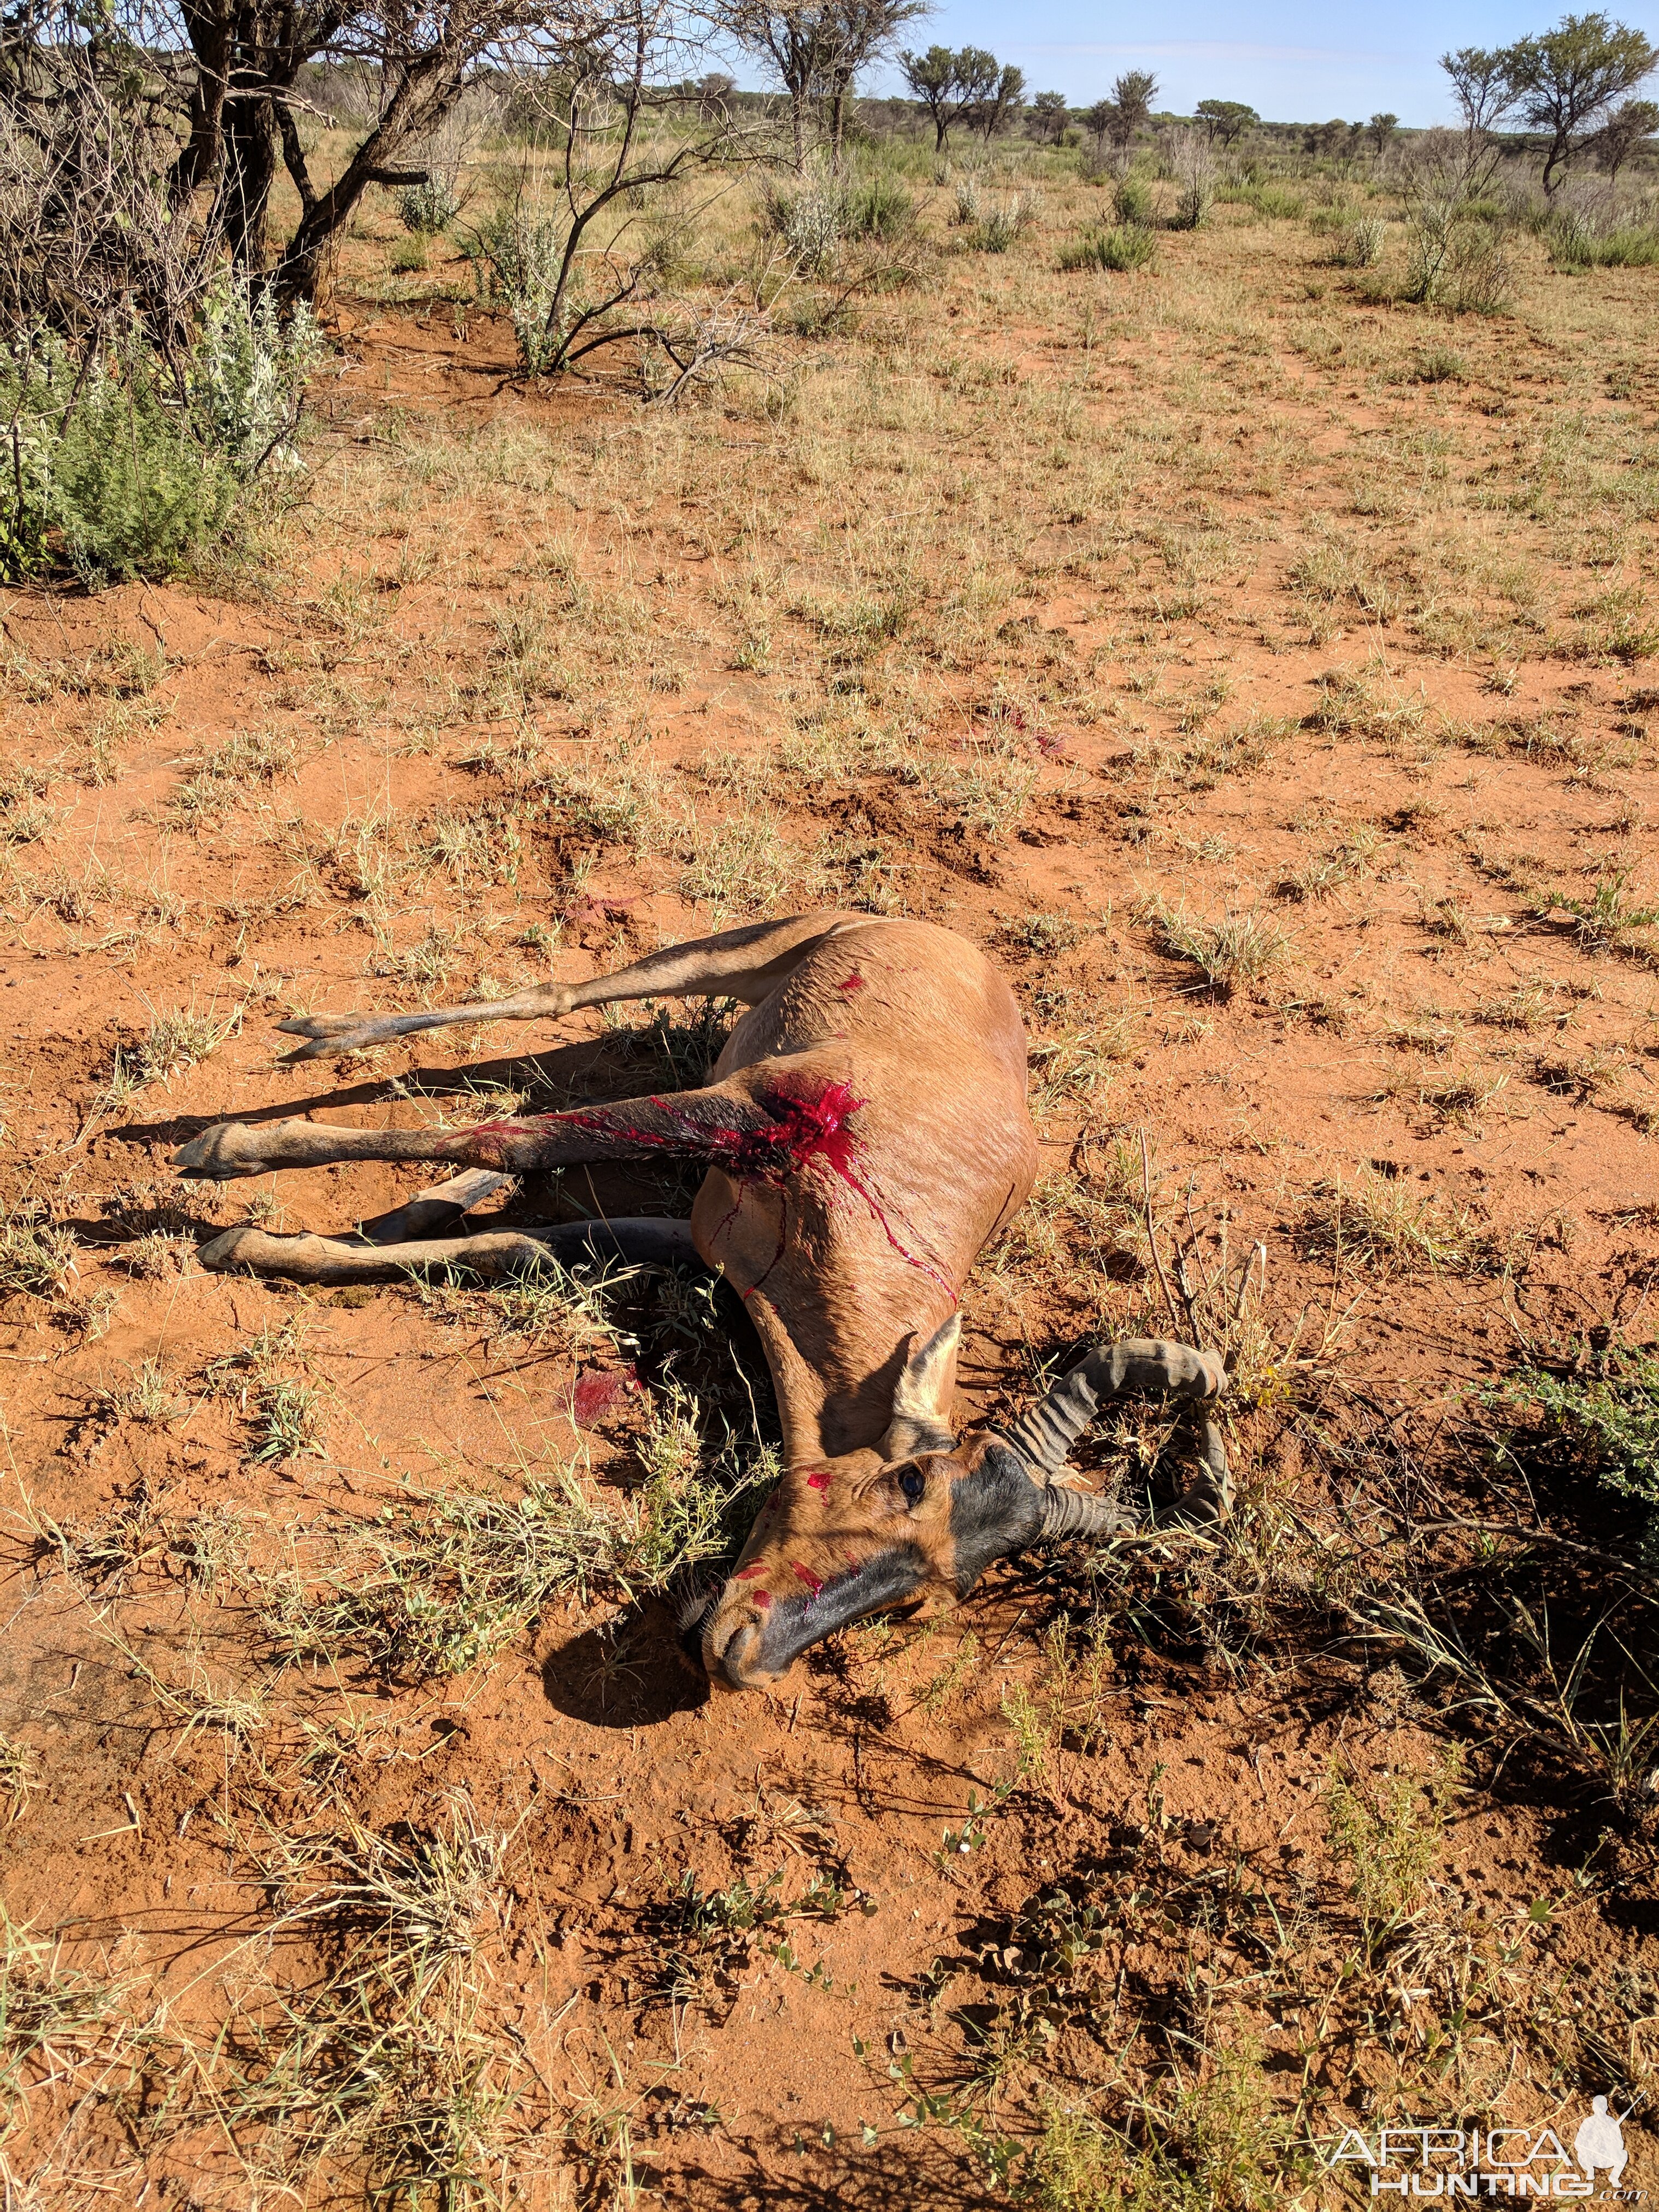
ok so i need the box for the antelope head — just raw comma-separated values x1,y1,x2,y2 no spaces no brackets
686,1321,1231,1691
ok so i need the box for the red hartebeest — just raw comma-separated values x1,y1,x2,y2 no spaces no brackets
175,913,1228,1688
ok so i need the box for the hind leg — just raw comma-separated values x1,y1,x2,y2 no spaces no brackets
274,911,861,1060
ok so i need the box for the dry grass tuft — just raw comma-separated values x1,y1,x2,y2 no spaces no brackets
1142,901,1290,999
1299,1169,1507,1277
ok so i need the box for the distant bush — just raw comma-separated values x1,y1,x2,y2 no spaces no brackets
398,177,460,234
1330,216,1385,267
1548,209,1659,266
845,174,915,242
972,192,1039,253
1113,174,1154,224
1221,181,1306,221
1058,222,1156,274
0,279,322,585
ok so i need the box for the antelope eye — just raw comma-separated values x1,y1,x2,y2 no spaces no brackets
898,1467,925,1503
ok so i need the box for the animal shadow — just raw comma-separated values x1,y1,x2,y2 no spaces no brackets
542,1601,708,1728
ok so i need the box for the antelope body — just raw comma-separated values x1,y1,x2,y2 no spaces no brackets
175,912,1228,1689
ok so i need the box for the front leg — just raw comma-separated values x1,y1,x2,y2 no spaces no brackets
172,1072,852,1184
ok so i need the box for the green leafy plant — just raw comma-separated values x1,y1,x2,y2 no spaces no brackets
1112,174,1153,224
1,278,321,585
1058,223,1156,274
398,175,460,233
465,203,572,374
1326,1748,1462,1943
1497,1341,1659,1518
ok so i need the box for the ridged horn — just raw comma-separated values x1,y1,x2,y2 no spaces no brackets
997,1339,1232,1543
1000,1339,1227,1479
1038,1482,1135,1540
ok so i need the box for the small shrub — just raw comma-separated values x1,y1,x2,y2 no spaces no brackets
972,194,1037,254
1058,223,1156,274
0,279,322,585
2,338,231,585
398,175,459,234
1112,174,1153,225
951,176,982,226
1334,215,1384,267
1403,204,1514,314
762,166,848,273
845,174,915,242
1496,1342,1659,1522
1445,223,1514,313
1165,128,1215,232
389,235,428,273
465,203,570,373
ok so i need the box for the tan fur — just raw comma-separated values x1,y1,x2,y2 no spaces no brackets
175,911,1040,1691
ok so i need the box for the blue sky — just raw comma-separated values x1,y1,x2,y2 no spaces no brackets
806,2,1659,126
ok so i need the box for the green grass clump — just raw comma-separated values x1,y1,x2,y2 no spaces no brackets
846,174,915,241
1142,899,1287,996
1059,223,1156,274
1549,214,1659,268
1220,181,1305,221
1298,1169,1506,1279
1030,2043,1306,2211
0,1208,77,1299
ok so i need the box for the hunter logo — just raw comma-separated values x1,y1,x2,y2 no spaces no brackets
1327,2104,1642,2198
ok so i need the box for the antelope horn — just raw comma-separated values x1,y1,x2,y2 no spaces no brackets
1038,1481,1137,1540
999,1339,1227,1478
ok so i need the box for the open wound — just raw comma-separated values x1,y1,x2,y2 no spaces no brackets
558,1075,953,1295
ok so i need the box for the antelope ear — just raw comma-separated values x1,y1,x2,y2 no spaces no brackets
880,1313,961,1461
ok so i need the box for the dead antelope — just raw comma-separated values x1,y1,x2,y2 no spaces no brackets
174,913,1228,1690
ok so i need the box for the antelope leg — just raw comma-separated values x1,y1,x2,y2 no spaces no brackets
173,1076,765,1183
354,1167,512,1246
274,911,859,1061
199,1217,699,1284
